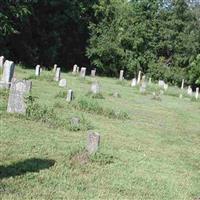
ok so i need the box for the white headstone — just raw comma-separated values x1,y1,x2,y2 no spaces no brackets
137,71,142,84
0,56,5,69
59,79,67,87
72,64,77,75
66,89,73,102
187,86,193,96
53,64,57,72
1,60,15,88
91,69,96,77
164,84,168,91
54,67,61,81
119,70,124,81
158,80,165,87
91,82,100,94
35,65,40,76
131,78,137,87
148,77,152,84
86,131,100,155
80,67,86,78
181,79,184,90
195,87,199,100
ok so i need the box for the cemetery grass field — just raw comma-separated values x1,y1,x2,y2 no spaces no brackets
1,66,200,200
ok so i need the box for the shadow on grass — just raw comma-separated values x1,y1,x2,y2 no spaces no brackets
0,158,55,179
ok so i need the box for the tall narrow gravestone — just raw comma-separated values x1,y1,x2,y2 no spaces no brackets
195,87,199,100
66,89,73,102
137,71,141,84
53,64,57,72
91,69,96,77
119,70,124,81
54,67,61,81
181,79,184,90
7,80,32,114
86,131,100,155
0,56,5,69
1,60,15,88
80,67,86,78
72,64,77,75
187,86,193,96
35,65,40,76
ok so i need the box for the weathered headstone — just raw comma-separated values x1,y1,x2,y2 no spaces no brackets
187,86,193,96
91,69,96,77
35,65,40,76
164,83,168,91
66,89,73,102
140,82,147,93
72,64,77,75
158,80,165,87
181,79,184,90
195,87,199,100
53,64,57,72
54,67,61,81
148,77,152,84
86,131,100,155
90,81,100,94
59,79,67,87
112,92,120,98
1,60,15,88
80,67,86,78
137,71,142,84
70,117,80,127
131,78,137,87
119,70,124,81
0,56,5,69
7,80,32,113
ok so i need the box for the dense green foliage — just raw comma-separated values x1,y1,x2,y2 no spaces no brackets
0,0,200,86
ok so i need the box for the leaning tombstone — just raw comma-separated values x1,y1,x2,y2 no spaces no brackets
137,71,142,84
195,87,199,100
90,81,100,94
7,80,32,114
66,89,73,102
119,70,124,81
187,86,193,96
181,79,184,90
91,69,96,77
0,56,5,69
59,79,67,87
86,131,100,155
53,64,57,72
80,67,86,78
1,60,15,88
35,65,40,76
131,78,137,87
54,67,61,81
72,64,77,75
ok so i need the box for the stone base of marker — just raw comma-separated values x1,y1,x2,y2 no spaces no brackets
7,80,32,113
86,131,100,155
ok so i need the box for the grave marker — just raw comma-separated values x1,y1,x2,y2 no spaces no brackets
35,65,40,76
0,56,5,69
131,78,137,87
59,79,67,87
66,89,73,102
80,67,86,78
54,67,61,81
119,70,124,81
195,87,199,100
86,131,100,155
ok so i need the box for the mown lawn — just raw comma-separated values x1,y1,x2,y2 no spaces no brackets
0,66,200,200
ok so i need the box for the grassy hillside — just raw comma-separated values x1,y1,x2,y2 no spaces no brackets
0,66,200,200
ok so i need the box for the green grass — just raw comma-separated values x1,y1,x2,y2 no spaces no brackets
0,66,200,200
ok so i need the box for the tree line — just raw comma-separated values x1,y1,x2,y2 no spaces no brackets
0,0,200,87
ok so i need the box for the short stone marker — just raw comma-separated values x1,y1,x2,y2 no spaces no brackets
119,70,124,81
137,71,142,84
140,82,147,93
1,60,15,88
7,80,32,113
66,89,73,102
90,81,100,94
70,117,80,127
0,56,5,69
59,79,67,87
195,87,199,100
187,86,193,96
53,64,57,72
112,92,120,98
54,67,61,81
131,78,137,87
158,80,165,87
86,131,100,155
35,65,40,76
164,84,168,91
72,64,78,75
91,69,96,77
148,77,152,84
80,67,86,78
